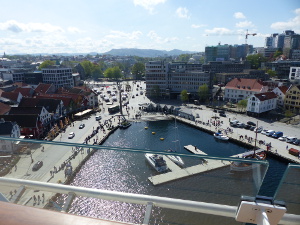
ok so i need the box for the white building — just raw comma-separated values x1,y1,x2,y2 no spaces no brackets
0,119,21,153
224,78,268,103
42,67,74,88
246,92,278,115
289,67,300,83
272,85,289,107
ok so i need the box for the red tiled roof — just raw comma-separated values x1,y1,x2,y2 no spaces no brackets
13,87,33,97
36,95,72,106
225,78,265,92
35,83,52,94
1,92,19,102
0,102,11,115
277,86,289,94
254,92,277,101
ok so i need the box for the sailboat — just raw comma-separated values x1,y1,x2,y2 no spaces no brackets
230,121,266,172
166,116,185,167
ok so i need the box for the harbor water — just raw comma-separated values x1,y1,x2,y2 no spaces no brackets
67,120,288,225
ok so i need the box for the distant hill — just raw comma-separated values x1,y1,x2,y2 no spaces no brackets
103,48,196,57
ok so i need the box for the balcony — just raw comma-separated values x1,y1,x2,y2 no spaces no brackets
0,136,299,225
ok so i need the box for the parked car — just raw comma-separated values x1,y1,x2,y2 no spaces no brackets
254,126,263,133
237,123,245,128
293,139,300,146
265,130,275,136
286,137,297,143
261,129,268,135
32,161,43,171
68,132,75,139
278,136,287,141
250,126,256,131
219,112,226,117
95,116,101,121
272,131,283,139
244,124,251,129
230,120,239,127
247,121,256,126
79,124,85,129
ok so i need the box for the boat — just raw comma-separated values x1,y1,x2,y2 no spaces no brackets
165,149,185,167
119,120,131,129
213,132,229,141
145,153,168,173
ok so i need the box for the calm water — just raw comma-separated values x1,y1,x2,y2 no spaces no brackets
67,120,288,225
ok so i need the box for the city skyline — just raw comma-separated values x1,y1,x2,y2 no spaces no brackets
0,0,299,55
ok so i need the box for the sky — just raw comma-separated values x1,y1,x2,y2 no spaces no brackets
0,0,299,55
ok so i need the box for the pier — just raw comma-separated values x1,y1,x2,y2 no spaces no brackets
148,145,266,185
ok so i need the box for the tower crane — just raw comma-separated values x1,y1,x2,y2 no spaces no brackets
245,29,256,44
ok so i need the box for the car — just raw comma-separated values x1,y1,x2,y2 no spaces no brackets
79,124,85,129
293,139,300,145
237,123,245,128
68,132,75,139
213,109,218,113
272,131,283,139
244,124,251,129
95,116,101,121
254,126,263,133
278,136,287,141
230,120,239,127
261,129,268,135
250,126,256,131
32,161,43,171
286,137,297,143
247,121,256,126
136,93,138,96
132,95,135,98
219,112,226,117
265,130,275,136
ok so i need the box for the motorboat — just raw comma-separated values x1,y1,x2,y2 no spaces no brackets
119,120,131,129
145,153,168,173
165,149,185,167
230,150,266,172
213,132,229,141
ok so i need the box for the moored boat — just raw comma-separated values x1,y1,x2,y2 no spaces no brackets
119,120,131,129
213,132,229,141
166,149,185,167
230,150,266,172
145,153,168,173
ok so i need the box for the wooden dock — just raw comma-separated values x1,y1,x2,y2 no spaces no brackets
148,145,266,185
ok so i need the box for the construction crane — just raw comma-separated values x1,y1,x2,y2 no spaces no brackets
245,29,256,44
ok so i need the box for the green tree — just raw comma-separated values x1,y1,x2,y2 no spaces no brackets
131,62,145,80
91,65,103,80
198,84,209,102
246,54,266,69
180,90,189,102
266,69,277,78
237,99,248,111
104,66,122,80
176,54,192,62
39,60,55,70
273,49,283,58
80,60,94,78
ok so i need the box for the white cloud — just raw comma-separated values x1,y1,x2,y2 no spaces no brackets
270,8,300,32
204,27,233,35
191,24,206,29
234,12,246,19
67,27,84,33
133,0,167,13
176,7,190,19
0,20,64,33
105,30,143,40
147,30,178,44
236,20,255,28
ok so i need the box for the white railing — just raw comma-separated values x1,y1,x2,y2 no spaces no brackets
0,177,299,225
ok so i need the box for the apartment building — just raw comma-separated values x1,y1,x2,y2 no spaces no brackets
42,67,74,89
284,85,300,112
246,92,277,115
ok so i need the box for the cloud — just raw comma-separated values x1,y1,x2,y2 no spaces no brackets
204,27,233,35
105,30,143,40
270,8,300,32
147,30,178,44
133,0,167,13
176,7,190,19
67,27,84,33
0,20,64,33
234,12,246,19
236,20,255,28
191,24,206,29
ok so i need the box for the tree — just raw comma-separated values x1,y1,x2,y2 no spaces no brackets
198,84,209,102
180,90,189,102
80,60,94,78
39,60,55,70
150,85,161,99
246,54,266,69
266,69,277,78
104,66,122,80
237,99,248,111
131,62,145,80
176,54,192,62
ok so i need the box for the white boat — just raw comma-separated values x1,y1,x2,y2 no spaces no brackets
145,153,168,173
230,150,266,172
166,149,185,167
213,132,229,141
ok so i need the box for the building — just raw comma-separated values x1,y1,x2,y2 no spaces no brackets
265,61,300,79
0,119,21,153
289,67,300,83
202,61,245,73
23,71,43,85
145,61,212,99
42,67,74,89
272,85,289,107
215,70,269,85
224,78,268,103
246,92,278,116
284,85,300,112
